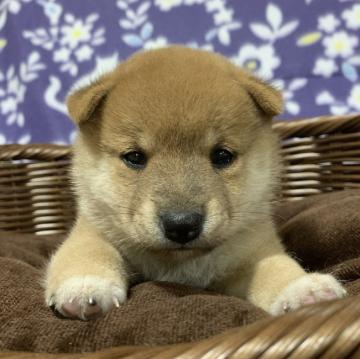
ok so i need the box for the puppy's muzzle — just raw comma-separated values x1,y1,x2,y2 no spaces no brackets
160,211,203,244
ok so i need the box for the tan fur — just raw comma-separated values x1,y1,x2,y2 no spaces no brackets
45,46,345,319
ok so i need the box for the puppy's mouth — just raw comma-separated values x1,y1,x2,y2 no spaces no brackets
172,246,213,253
151,245,215,256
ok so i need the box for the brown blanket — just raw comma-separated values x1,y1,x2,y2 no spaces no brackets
0,190,360,353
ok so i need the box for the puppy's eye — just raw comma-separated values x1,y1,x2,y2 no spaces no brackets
211,148,235,168
121,151,147,169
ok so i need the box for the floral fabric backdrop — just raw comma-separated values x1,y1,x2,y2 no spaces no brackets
0,0,359,144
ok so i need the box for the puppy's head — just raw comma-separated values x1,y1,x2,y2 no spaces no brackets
68,46,283,255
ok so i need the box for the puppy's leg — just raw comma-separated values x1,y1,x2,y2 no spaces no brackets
45,216,127,320
223,224,346,315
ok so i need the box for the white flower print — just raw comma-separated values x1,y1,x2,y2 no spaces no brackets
2,0,359,148
60,17,92,49
0,134,7,145
121,0,240,50
74,45,94,62
44,54,119,116
313,57,338,77
323,31,358,58
342,4,360,30
205,0,225,13
1,97,17,115
0,0,31,14
318,13,340,33
119,1,156,48
273,78,307,115
316,85,360,115
249,3,299,43
0,52,45,127
204,0,241,46
53,130,77,145
0,133,31,145
0,0,31,31
187,41,214,51
316,91,336,106
6,81,27,117
42,0,62,25
213,7,234,25
44,76,67,115
118,0,150,31
347,84,360,111
183,0,205,4
143,36,168,50
316,90,349,115
38,0,63,25
53,47,71,62
233,44,280,80
23,6,105,77
2,0,22,14
154,0,182,12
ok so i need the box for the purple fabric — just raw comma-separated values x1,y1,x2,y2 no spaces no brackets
0,0,359,144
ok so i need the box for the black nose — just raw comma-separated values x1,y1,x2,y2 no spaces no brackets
161,212,203,244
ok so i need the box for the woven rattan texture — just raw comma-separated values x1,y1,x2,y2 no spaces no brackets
275,114,360,200
0,145,74,234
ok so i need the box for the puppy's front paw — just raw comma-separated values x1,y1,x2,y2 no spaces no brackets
270,274,346,316
46,276,127,320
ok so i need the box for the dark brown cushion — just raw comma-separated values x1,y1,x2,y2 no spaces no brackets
276,190,360,296
0,232,267,353
0,190,360,353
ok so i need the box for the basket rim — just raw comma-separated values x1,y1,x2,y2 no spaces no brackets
0,144,71,161
273,113,360,138
1,295,359,358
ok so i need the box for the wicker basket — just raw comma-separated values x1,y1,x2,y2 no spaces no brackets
1,113,360,358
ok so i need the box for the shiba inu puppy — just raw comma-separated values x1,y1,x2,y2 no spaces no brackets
45,46,346,320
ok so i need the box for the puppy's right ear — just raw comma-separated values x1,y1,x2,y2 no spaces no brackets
242,76,283,117
67,74,114,125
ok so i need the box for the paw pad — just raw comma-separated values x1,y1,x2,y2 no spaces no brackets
46,275,126,320
270,274,346,316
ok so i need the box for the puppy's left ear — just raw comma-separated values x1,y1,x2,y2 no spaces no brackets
242,75,283,117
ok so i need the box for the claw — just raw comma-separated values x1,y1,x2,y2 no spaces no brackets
48,295,55,307
80,310,87,321
113,297,120,308
47,276,126,320
283,302,290,313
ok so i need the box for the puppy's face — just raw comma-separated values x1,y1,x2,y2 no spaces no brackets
69,47,282,255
